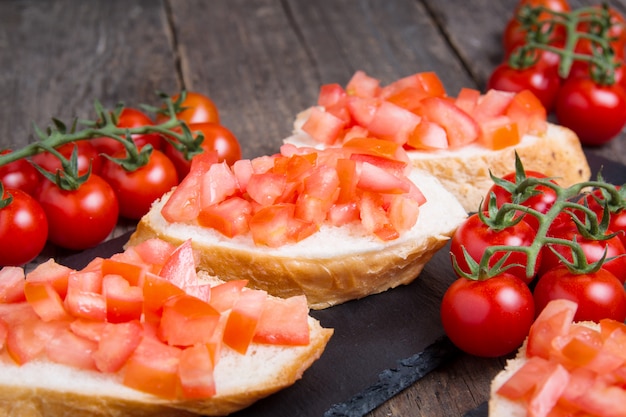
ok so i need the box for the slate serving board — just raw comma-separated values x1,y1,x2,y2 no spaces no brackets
61,152,626,417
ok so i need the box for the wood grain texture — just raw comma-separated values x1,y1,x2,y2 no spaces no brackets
1,1,626,416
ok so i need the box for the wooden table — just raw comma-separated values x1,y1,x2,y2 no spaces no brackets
1,1,625,416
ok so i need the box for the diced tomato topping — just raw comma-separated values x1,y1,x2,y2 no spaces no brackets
0,266,26,303
0,318,7,351
161,150,219,223
178,343,217,399
64,288,106,321
198,197,252,238
46,328,98,371
6,317,68,365
246,172,287,206
158,294,221,347
142,272,186,324
123,336,182,399
346,70,381,97
159,239,199,293
479,116,521,150
25,259,71,300
356,161,411,194
102,274,143,324
253,295,310,346
455,88,481,114
69,319,107,342
93,320,143,373
417,97,480,147
498,299,626,416
366,101,422,144
347,96,380,126
101,259,145,287
24,280,70,322
248,204,295,247
505,89,548,136
301,107,346,145
471,89,515,124
407,119,449,150
318,83,347,108
208,280,248,312
223,289,267,354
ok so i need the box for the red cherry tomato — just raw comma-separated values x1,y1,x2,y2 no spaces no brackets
539,216,626,284
164,122,242,179
441,273,535,357
450,212,540,284
503,0,570,53
157,92,220,125
37,174,119,250
482,170,558,231
100,149,179,220
91,108,163,156
575,187,626,248
31,141,103,177
487,63,561,111
0,189,48,266
0,150,40,196
554,77,626,146
533,265,626,322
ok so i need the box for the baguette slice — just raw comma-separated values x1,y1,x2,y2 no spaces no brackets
128,168,467,309
285,109,591,212
0,271,333,417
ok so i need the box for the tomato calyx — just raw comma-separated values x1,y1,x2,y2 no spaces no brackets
462,153,626,282
509,3,621,85
31,142,93,191
0,182,12,209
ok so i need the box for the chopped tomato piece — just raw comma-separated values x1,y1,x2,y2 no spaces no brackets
417,97,479,147
347,96,380,127
455,88,481,114
342,137,404,161
69,319,106,342
328,201,360,226
506,89,548,136
102,274,143,324
527,299,578,359
385,86,430,112
200,161,239,207
130,238,177,273
471,89,515,123
24,281,70,322
388,195,421,232
101,259,145,287
232,158,254,193
318,83,347,108
356,161,411,194
407,119,449,150
253,295,310,345
209,280,248,312
479,116,521,150
366,101,422,144
246,172,287,206
64,288,106,321
414,72,447,98
178,344,216,399
359,192,399,241
142,272,186,324
335,158,358,204
161,150,219,223
0,318,7,351
0,266,26,303
123,336,182,399
67,270,103,294
6,318,67,364
346,70,381,97
159,239,199,292
25,259,71,300
158,294,221,347
93,320,143,373
249,204,295,247
301,107,345,145
45,328,98,371
223,289,267,354
198,197,252,238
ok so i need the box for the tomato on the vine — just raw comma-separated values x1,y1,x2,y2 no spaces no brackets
37,174,119,250
503,0,570,53
482,170,557,231
91,108,163,156
158,92,220,125
100,149,178,220
575,187,626,248
554,77,626,145
487,62,561,111
533,265,626,322
440,273,535,357
0,188,48,266
0,150,40,196
164,122,242,179
450,212,540,284
539,215,626,283
31,140,103,177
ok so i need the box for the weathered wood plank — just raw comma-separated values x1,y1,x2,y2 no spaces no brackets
0,0,178,151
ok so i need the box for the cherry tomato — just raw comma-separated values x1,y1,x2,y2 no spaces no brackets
0,189,48,266
487,63,560,111
554,77,626,146
482,170,557,231
503,0,570,53
164,122,242,179
31,141,103,177
450,212,540,284
37,174,119,250
533,265,626,322
0,150,40,196
539,216,626,284
100,149,178,220
157,92,220,125
576,6,626,57
575,187,626,248
91,108,163,156
440,273,535,357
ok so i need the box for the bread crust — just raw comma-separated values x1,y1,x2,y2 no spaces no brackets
128,170,467,309
0,317,333,417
